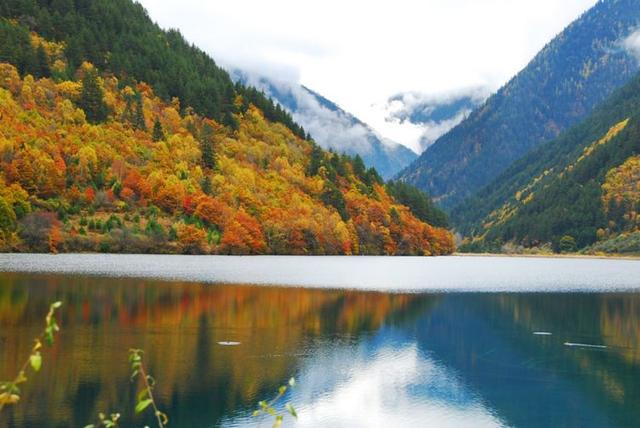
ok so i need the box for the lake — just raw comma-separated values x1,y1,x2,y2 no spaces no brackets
1,255,640,427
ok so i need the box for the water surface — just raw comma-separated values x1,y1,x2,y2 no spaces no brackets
1,254,640,291
0,256,639,427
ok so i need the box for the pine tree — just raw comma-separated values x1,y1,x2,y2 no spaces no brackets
352,155,366,179
200,122,215,169
133,93,146,130
152,118,165,142
36,44,50,78
307,144,324,176
77,68,108,124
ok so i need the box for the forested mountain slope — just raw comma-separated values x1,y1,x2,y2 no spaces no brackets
0,14,453,255
232,71,418,179
399,0,640,209
0,0,306,137
455,73,640,254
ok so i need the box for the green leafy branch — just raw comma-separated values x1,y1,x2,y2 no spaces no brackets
129,349,168,427
253,377,298,428
0,301,62,411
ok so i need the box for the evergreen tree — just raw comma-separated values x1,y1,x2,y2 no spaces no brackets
321,181,349,221
307,144,324,176
352,155,366,180
152,117,165,142
133,92,146,130
77,68,108,123
35,44,50,78
200,122,215,169
200,175,212,195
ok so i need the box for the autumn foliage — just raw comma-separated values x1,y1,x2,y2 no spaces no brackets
0,31,454,256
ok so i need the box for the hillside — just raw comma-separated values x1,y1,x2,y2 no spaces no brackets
455,72,640,254
1,0,306,138
232,71,418,179
399,0,640,209
0,23,453,255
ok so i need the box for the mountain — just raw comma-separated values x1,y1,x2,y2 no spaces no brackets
455,71,640,254
399,0,640,209
0,0,305,138
0,3,454,256
232,71,418,179
384,88,487,152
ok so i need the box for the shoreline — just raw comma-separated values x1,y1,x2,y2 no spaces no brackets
454,252,640,261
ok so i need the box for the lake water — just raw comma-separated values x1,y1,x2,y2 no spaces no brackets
0,255,639,427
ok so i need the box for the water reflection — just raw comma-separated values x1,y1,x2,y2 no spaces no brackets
1,274,640,427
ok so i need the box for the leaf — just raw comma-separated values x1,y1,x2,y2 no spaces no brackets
278,385,287,395
0,392,20,405
137,388,149,402
83,425,95,428
273,415,283,428
51,301,62,309
288,377,296,387
44,327,54,346
15,371,27,385
135,398,153,414
30,352,42,372
286,403,298,418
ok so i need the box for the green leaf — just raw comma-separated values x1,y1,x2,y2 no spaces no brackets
286,403,298,418
288,377,296,387
135,398,153,414
273,415,283,428
252,410,260,417
51,301,62,309
83,425,95,428
44,327,54,346
137,388,149,402
29,352,42,372
278,385,287,395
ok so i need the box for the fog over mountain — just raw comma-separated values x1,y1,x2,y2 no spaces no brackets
232,70,418,179
383,88,489,152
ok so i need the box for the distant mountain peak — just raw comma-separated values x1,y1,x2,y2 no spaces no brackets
399,0,640,209
231,69,417,179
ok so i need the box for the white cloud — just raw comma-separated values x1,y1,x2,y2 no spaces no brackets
382,87,490,151
137,0,597,151
622,28,640,62
238,71,377,155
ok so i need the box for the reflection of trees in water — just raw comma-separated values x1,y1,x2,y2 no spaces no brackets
479,293,640,427
0,274,432,427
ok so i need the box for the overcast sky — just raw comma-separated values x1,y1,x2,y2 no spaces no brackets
137,0,597,152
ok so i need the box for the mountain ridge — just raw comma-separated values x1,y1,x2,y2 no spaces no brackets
399,0,640,209
231,70,418,179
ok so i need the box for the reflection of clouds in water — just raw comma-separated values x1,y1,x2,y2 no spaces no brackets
223,343,505,427
294,344,505,428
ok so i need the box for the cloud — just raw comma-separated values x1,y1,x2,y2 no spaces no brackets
234,69,378,155
138,0,597,152
381,87,489,151
386,87,490,124
622,29,640,62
